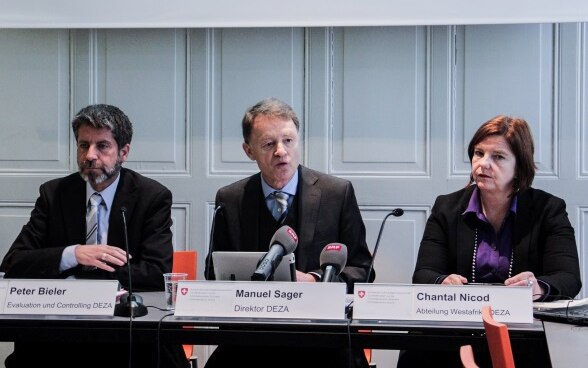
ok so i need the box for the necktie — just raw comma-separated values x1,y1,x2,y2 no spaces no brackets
86,193,104,244
272,191,289,223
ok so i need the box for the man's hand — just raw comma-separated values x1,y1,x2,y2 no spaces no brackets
75,245,129,272
295,270,318,282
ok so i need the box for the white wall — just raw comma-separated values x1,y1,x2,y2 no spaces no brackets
1,0,587,27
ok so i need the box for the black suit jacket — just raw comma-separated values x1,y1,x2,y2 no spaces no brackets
207,165,373,290
413,185,581,299
0,168,173,291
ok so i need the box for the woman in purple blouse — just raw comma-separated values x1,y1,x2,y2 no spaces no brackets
413,115,580,301
399,115,581,368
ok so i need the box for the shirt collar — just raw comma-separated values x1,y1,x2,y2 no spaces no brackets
261,170,298,198
86,173,121,210
463,186,518,220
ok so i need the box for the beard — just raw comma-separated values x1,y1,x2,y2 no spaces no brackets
79,158,122,186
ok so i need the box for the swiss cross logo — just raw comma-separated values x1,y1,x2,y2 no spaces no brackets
287,228,298,242
357,290,366,298
181,287,188,295
326,244,342,251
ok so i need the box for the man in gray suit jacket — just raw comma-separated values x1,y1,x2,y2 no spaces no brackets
204,98,373,368
0,104,187,368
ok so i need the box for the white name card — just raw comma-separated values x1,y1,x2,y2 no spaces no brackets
353,283,533,323
174,281,347,320
0,279,119,316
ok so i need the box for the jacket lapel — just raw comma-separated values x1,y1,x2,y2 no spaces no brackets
241,174,262,251
456,186,477,278
512,189,533,274
109,169,138,250
296,166,320,270
61,175,87,244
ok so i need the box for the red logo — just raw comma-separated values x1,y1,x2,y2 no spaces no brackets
181,287,188,295
287,227,298,242
357,290,366,298
326,244,342,251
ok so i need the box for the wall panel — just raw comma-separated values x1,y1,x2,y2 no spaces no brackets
211,28,305,174
453,24,557,176
362,207,430,284
72,29,189,174
0,30,70,174
332,27,429,176
0,204,34,259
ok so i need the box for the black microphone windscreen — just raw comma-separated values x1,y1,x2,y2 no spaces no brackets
392,208,404,217
319,243,347,274
270,225,298,254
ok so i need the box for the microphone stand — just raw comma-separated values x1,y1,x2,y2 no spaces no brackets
289,253,297,282
114,207,147,317
365,208,404,282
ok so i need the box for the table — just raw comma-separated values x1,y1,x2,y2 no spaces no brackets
543,321,588,367
0,291,547,354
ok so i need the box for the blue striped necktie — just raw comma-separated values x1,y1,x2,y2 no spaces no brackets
86,193,104,244
272,191,289,223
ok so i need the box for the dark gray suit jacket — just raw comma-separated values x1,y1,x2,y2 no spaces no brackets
0,167,173,291
207,165,373,291
413,185,581,299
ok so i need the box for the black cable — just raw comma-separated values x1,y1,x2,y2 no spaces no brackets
346,317,353,368
559,296,588,324
156,311,175,368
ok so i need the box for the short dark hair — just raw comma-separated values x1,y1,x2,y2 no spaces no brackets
242,98,300,143
467,115,536,192
72,104,133,149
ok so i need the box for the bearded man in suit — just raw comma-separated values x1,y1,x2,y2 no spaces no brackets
0,104,187,368
204,97,373,368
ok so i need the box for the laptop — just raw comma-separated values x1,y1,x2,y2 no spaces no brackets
212,251,295,281
533,298,588,326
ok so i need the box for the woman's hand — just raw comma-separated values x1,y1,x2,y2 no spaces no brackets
441,274,468,285
505,271,544,300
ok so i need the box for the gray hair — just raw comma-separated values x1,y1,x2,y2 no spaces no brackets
241,98,300,143
72,104,133,149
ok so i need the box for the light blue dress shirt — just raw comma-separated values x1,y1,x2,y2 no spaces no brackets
261,171,298,215
59,174,121,272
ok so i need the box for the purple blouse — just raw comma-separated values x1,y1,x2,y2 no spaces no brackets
463,188,517,283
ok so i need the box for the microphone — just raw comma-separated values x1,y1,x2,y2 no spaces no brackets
320,243,348,282
205,203,224,280
251,225,298,281
114,206,148,317
365,208,404,283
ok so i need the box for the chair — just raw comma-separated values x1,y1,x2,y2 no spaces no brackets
357,330,376,367
365,347,375,367
459,345,479,368
172,250,197,280
172,250,198,367
482,305,515,368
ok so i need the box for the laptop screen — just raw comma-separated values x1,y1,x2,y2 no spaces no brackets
212,251,294,281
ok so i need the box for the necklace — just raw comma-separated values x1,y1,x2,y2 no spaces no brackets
471,227,513,283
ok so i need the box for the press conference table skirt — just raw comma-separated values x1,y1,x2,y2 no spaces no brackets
0,291,546,353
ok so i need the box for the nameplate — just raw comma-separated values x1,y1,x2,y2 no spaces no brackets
174,281,347,320
0,279,118,316
353,283,533,323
